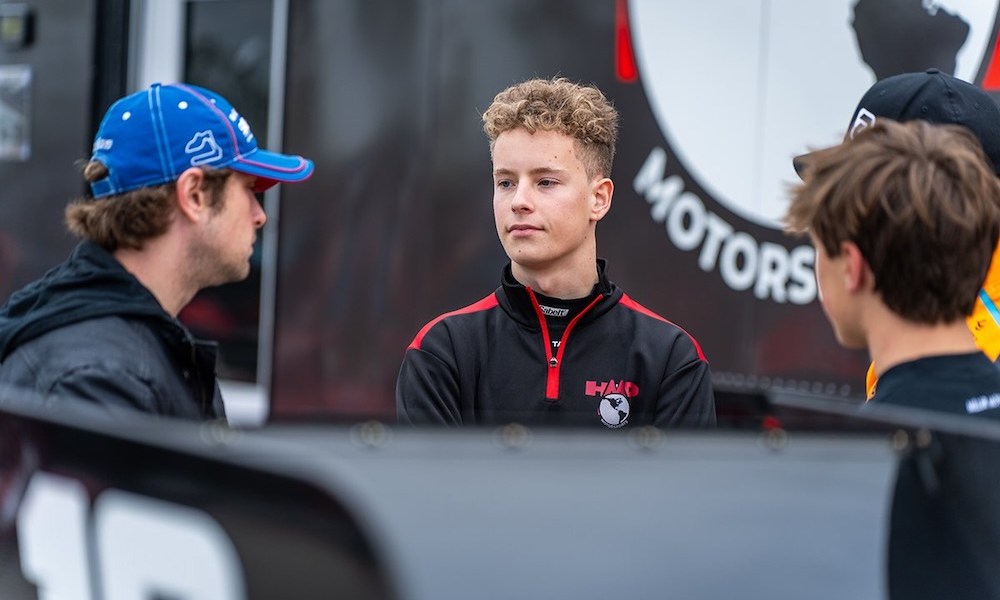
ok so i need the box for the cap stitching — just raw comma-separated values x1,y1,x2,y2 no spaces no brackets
941,77,961,124
149,85,176,182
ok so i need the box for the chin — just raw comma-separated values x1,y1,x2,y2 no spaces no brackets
509,257,550,273
506,246,548,265
833,329,866,350
216,262,252,286
236,263,253,281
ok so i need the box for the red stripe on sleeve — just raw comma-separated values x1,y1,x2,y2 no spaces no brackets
407,293,500,350
619,294,708,361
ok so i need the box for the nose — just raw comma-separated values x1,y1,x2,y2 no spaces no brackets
253,196,267,229
510,183,533,212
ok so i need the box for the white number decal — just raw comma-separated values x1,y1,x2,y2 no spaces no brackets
17,472,246,599
17,473,91,600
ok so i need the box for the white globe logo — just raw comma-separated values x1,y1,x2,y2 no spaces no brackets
599,393,630,428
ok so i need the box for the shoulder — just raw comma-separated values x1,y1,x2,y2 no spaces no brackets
0,317,166,408
53,315,163,348
12,316,169,377
407,293,500,351
614,293,707,361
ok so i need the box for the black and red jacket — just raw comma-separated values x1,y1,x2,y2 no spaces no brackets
396,260,715,428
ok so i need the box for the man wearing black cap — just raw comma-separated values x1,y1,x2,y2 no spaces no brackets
793,71,1000,600
789,117,1000,419
795,68,1000,405
0,83,314,421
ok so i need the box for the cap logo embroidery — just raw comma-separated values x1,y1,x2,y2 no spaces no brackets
229,108,254,144
185,130,223,166
849,107,877,139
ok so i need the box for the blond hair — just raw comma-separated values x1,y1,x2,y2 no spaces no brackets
482,77,619,179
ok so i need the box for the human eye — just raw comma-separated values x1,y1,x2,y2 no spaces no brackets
495,179,513,189
538,178,557,188
239,174,258,191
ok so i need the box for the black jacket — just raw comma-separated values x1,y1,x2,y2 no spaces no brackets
0,242,225,420
396,261,715,428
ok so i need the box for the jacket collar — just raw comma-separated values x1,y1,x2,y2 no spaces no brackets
0,242,181,360
497,258,619,328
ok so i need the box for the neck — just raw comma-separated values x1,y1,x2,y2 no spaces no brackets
511,260,598,299
113,235,198,317
866,310,978,376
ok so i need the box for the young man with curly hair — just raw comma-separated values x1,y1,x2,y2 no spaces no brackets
0,83,313,420
396,77,715,428
787,118,1000,418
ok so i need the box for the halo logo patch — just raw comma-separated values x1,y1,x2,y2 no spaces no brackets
586,380,639,428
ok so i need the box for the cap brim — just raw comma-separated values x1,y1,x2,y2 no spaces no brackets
231,148,315,192
792,152,813,180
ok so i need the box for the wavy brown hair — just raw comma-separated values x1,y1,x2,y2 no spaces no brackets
786,119,1000,323
482,77,619,179
65,161,232,251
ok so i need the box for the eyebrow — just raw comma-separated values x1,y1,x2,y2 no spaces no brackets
493,166,569,177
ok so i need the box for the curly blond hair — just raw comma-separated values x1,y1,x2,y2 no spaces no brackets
482,77,619,179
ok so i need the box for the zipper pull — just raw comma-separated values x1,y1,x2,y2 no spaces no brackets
549,357,558,367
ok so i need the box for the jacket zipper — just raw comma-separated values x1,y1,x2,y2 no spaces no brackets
526,288,603,400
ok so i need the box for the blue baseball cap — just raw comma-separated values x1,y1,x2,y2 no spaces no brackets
89,82,314,198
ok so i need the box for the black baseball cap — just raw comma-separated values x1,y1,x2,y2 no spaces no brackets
793,68,1000,177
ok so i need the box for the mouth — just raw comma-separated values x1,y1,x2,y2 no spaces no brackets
508,224,541,233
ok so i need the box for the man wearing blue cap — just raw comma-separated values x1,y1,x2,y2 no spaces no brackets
0,83,314,421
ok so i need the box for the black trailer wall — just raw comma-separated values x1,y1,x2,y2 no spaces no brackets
0,0,99,295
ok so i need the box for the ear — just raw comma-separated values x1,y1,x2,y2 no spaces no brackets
174,167,209,223
840,241,872,293
590,177,613,222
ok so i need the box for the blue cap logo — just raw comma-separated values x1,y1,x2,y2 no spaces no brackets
185,131,224,166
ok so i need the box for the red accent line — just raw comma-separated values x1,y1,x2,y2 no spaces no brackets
528,289,604,400
407,293,499,350
553,295,604,394
983,35,1000,90
615,0,639,83
619,294,708,361
525,289,558,398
